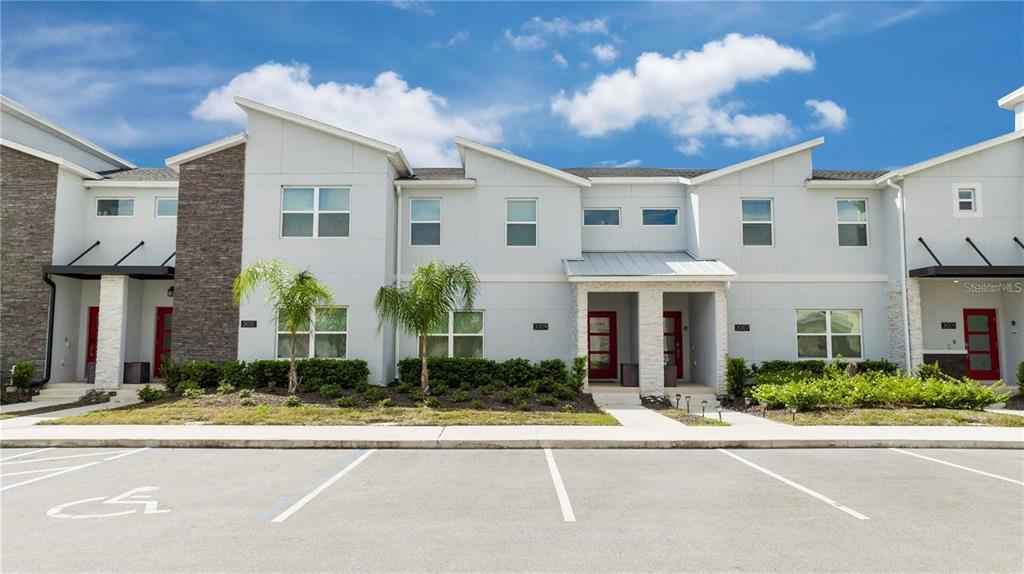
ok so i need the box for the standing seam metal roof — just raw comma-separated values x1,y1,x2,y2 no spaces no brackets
564,251,736,278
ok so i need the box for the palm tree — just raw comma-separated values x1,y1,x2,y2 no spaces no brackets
232,259,334,394
374,260,479,393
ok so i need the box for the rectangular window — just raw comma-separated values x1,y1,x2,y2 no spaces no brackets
427,311,484,358
583,208,620,226
952,183,982,217
506,199,537,246
641,208,678,226
276,307,347,359
281,186,350,238
957,188,975,212
410,198,441,246
155,198,178,217
796,309,862,359
741,198,773,246
96,198,134,217
836,199,868,247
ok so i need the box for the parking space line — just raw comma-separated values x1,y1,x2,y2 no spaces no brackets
1,462,103,492
1,449,132,466
1,466,78,478
271,449,376,523
102,448,150,462
1,448,151,493
0,448,53,462
889,449,1024,486
543,448,576,522
717,449,870,520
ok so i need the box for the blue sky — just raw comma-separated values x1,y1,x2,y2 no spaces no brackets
2,1,1021,169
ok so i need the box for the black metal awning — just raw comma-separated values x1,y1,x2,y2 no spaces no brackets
909,265,1024,278
42,265,174,280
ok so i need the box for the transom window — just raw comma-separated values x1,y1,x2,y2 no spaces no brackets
741,198,773,246
641,208,678,226
156,198,178,217
836,199,868,247
583,208,621,226
96,198,134,217
281,187,350,237
410,198,441,246
796,309,862,359
276,307,347,359
427,311,484,358
506,199,537,247
957,189,975,211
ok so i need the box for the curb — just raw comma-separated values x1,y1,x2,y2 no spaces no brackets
2,438,1021,449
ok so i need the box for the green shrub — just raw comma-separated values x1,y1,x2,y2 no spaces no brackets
395,382,416,394
181,386,205,399
336,396,358,408
531,377,560,394
1016,361,1023,389
239,388,253,399
450,389,470,403
552,384,576,401
175,360,222,390
499,390,515,404
469,399,484,409
571,356,588,391
246,360,290,389
137,384,163,403
297,358,370,390
216,382,236,395
915,362,952,381
538,394,558,406
397,356,499,387
284,395,301,407
535,359,569,384
561,404,574,413
11,361,36,392
855,359,901,375
726,356,747,399
239,397,256,406
419,397,440,408
219,360,249,389
377,397,393,408
319,384,343,400
429,381,448,396
500,358,536,387
362,386,389,403
354,380,369,394
176,380,202,395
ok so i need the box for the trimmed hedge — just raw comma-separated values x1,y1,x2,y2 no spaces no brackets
750,358,900,387
397,357,577,391
163,358,369,394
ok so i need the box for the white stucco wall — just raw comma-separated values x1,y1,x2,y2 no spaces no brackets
0,110,124,173
580,183,689,252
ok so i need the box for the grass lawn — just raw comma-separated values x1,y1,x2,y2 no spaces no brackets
44,399,618,426
760,407,1024,427
657,409,731,426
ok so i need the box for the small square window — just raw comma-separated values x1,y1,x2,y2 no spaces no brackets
506,199,537,247
952,184,981,217
741,199,773,246
837,199,868,247
155,198,178,217
957,189,975,211
281,187,350,237
410,198,441,246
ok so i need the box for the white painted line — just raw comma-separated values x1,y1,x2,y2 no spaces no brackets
543,448,576,522
889,449,1024,486
271,450,376,523
717,449,870,520
2,449,131,466
0,462,103,492
0,448,54,462
103,448,150,462
1,466,78,478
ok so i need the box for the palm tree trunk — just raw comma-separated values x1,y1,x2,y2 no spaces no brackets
419,331,430,393
288,330,299,394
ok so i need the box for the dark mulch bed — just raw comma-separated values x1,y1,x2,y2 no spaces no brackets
1004,394,1024,410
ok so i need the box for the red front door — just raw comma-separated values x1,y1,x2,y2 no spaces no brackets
963,308,1000,380
154,307,174,378
86,306,100,365
587,311,617,380
663,311,683,380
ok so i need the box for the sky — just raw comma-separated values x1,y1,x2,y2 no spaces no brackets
1,1,1021,170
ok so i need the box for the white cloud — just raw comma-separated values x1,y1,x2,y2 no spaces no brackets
522,16,609,36
805,99,848,131
551,33,814,152
431,30,468,48
388,0,433,16
505,29,546,51
591,43,619,64
871,5,929,30
675,138,703,156
599,158,642,167
805,12,845,34
552,52,569,69
192,62,503,166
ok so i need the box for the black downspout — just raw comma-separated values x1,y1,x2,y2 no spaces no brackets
41,273,56,385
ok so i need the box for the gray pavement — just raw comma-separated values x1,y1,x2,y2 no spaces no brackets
1,447,1022,572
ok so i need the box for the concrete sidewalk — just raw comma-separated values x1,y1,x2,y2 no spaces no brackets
1,403,1021,449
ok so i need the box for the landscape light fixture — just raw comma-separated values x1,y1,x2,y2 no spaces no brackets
716,404,724,422
790,406,798,422
675,394,682,408
701,399,708,417
685,395,691,413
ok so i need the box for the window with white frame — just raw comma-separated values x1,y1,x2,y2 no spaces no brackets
427,311,484,358
156,198,178,217
506,199,537,246
741,198,773,246
641,208,678,226
953,184,981,217
276,307,347,359
583,208,620,226
796,309,862,359
410,198,441,246
281,187,350,237
836,199,868,247
96,198,134,217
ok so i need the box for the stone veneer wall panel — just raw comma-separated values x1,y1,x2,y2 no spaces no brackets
172,143,246,362
0,146,58,382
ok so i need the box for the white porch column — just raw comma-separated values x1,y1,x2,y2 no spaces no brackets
713,287,729,395
572,283,590,391
907,277,924,370
95,274,128,390
637,286,664,397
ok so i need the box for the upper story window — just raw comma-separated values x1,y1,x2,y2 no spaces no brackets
953,184,981,217
641,208,678,226
156,198,178,218
836,199,868,247
281,187,350,238
741,198,773,246
583,208,621,226
96,198,134,217
277,306,347,359
428,310,484,358
506,199,537,247
410,198,441,246
796,309,862,359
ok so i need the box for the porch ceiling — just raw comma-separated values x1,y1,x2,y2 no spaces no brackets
564,251,736,281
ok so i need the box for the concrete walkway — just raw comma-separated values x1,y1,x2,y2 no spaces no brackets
1,401,1021,449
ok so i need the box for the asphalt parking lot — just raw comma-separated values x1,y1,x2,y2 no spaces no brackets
1,447,1021,573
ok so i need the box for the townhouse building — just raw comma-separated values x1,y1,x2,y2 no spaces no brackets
2,88,1022,398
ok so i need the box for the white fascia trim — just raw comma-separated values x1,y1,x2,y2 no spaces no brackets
0,138,102,179
691,137,825,185
397,179,476,189
567,275,734,283
165,133,247,171
731,273,888,283
400,273,568,283
997,86,1024,110
588,176,691,185
454,137,591,188
84,180,179,189
873,130,1024,184
0,96,136,169
805,179,884,189
233,96,413,176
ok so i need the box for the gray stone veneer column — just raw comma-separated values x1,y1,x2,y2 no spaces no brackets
572,283,589,391
907,277,924,369
637,286,664,397
95,275,128,389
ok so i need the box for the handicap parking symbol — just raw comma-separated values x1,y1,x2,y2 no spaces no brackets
47,487,170,519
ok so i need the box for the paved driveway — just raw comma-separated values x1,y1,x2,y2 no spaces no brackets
1,447,1021,572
